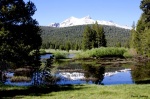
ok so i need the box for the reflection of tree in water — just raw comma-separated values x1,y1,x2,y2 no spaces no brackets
82,64,105,84
131,61,150,84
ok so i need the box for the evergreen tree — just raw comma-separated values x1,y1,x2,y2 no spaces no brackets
82,25,93,50
65,41,71,52
92,22,106,47
134,0,150,56
130,27,141,51
115,42,121,47
0,0,42,67
141,29,150,56
92,21,100,47
100,26,107,47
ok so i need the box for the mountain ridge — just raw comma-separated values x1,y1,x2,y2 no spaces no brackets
48,16,132,30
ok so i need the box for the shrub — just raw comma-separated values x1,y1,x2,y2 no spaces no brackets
14,68,32,77
53,51,67,59
40,49,46,54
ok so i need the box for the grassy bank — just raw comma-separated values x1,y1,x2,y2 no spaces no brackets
75,47,129,59
0,84,150,99
42,47,135,59
40,49,81,59
43,49,81,54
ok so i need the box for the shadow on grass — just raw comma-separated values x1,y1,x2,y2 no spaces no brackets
0,84,86,98
135,80,150,84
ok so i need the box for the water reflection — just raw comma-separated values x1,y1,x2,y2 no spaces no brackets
56,64,105,84
131,61,150,84
82,64,105,84
102,71,133,85
4,54,140,86
40,53,52,59
55,63,133,85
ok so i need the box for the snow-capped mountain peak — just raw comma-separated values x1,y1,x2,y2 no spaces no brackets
48,16,132,29
82,15,92,19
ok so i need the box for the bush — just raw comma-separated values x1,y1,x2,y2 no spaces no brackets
53,51,67,59
14,68,32,77
40,49,46,54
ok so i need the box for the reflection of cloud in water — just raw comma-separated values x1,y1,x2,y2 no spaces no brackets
56,72,85,80
104,68,131,77
56,68,133,85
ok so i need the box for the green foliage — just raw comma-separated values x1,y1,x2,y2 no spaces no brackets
0,0,42,67
141,29,150,57
92,21,106,47
39,49,46,54
82,25,94,50
75,47,127,59
130,29,136,48
123,51,133,58
82,23,106,50
131,0,150,57
53,51,68,59
65,41,71,52
40,25,130,50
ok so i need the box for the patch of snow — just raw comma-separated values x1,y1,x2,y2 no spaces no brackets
49,16,132,30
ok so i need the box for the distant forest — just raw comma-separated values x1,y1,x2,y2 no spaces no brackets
40,25,131,50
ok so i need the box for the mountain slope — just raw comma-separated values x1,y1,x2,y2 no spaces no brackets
41,25,131,49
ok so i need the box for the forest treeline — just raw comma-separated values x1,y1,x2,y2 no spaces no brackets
40,24,131,50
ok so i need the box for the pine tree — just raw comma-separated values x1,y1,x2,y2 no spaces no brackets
82,25,93,50
100,25,107,47
130,25,140,50
135,0,150,56
92,21,106,47
0,0,42,67
92,21,100,47
65,41,71,52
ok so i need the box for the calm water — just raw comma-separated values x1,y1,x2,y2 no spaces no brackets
40,53,75,59
102,71,133,85
4,54,150,86
40,54,52,59
55,64,133,85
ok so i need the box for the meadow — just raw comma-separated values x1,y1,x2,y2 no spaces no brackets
0,84,150,99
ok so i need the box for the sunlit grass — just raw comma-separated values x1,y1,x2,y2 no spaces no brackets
1,84,150,99
43,49,81,54
75,47,127,59
53,51,68,59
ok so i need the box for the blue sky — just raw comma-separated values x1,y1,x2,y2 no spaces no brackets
24,0,142,26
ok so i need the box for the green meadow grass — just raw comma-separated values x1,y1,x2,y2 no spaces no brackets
43,49,81,54
41,48,134,59
75,47,127,59
1,84,150,99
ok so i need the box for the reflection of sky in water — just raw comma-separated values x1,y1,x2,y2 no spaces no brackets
40,53,75,59
5,53,134,86
102,71,134,85
56,71,134,85
40,54,52,59
4,70,134,86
